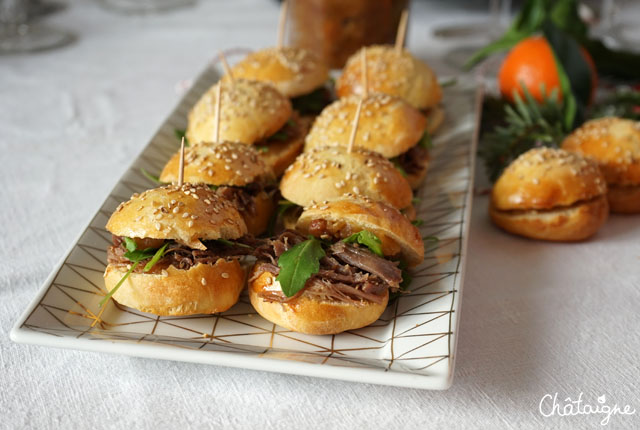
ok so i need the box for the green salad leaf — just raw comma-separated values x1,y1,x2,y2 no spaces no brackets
215,238,251,249
174,128,189,146
342,231,383,257
391,159,407,177
412,219,424,227
418,131,432,150
140,168,163,184
276,238,325,297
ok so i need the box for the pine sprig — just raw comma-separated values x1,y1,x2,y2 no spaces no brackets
480,87,567,182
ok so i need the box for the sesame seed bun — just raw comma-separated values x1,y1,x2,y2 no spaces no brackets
336,45,442,110
104,260,245,316
280,145,413,210
187,79,292,146
159,141,274,187
304,93,427,158
259,115,312,176
490,148,608,241
106,184,247,250
248,263,388,335
561,117,640,213
230,47,330,98
296,195,424,267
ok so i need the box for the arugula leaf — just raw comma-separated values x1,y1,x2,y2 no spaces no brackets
255,145,269,153
418,131,432,150
215,238,251,249
140,168,163,184
342,231,383,257
291,87,331,115
276,238,325,297
439,78,457,88
123,237,137,253
423,235,439,243
391,159,408,177
286,119,296,127
269,131,290,142
266,200,300,236
143,242,169,272
174,128,189,146
412,219,424,227
411,197,421,205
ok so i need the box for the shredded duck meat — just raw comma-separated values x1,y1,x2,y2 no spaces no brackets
107,235,257,274
395,145,430,175
253,230,402,306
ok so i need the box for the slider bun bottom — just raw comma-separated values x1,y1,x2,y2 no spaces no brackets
608,184,640,214
249,267,388,335
103,260,245,316
243,191,276,236
489,195,609,241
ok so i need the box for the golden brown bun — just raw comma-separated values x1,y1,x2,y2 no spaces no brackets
104,260,245,316
492,147,607,211
187,79,292,145
106,184,247,249
244,191,276,236
259,116,311,176
489,195,609,241
562,117,640,186
336,45,442,110
296,195,424,267
280,145,413,210
248,264,388,335
230,47,330,98
305,93,427,158
159,141,275,186
607,184,640,214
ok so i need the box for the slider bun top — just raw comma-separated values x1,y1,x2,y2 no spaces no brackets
106,184,247,249
561,117,640,186
280,145,412,209
187,79,292,145
230,47,330,98
492,147,607,211
304,93,427,158
296,195,424,267
159,141,275,186
336,45,442,110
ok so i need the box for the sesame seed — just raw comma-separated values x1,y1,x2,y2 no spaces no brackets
201,278,207,285
221,272,230,279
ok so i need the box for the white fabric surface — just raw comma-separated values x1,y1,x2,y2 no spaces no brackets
1,1,639,429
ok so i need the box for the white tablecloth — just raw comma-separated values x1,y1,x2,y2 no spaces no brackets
1,1,639,429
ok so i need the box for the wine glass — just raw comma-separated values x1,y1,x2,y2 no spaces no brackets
0,0,74,54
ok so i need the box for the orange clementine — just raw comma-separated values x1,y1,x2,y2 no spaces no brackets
498,36,597,104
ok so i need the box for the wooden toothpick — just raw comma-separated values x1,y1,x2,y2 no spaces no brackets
219,51,235,85
361,47,368,98
276,0,288,49
395,8,409,52
214,81,222,143
347,98,364,154
178,137,185,187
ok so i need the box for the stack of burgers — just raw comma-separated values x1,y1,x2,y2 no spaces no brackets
102,30,445,335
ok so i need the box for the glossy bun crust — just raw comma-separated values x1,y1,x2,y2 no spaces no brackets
248,264,388,335
336,45,442,110
304,93,427,158
296,195,424,267
187,79,292,145
490,148,608,241
230,47,329,98
561,117,640,213
104,260,245,316
159,141,274,186
106,184,247,249
280,145,413,210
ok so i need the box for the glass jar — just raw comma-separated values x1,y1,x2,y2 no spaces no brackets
287,0,409,69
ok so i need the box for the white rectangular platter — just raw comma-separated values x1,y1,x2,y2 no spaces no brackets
11,64,481,390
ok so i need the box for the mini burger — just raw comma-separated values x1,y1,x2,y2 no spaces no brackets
489,147,609,241
187,79,309,176
278,145,416,228
248,195,424,335
159,141,276,236
304,93,432,189
336,45,444,134
103,183,254,316
229,47,332,116
562,117,640,213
